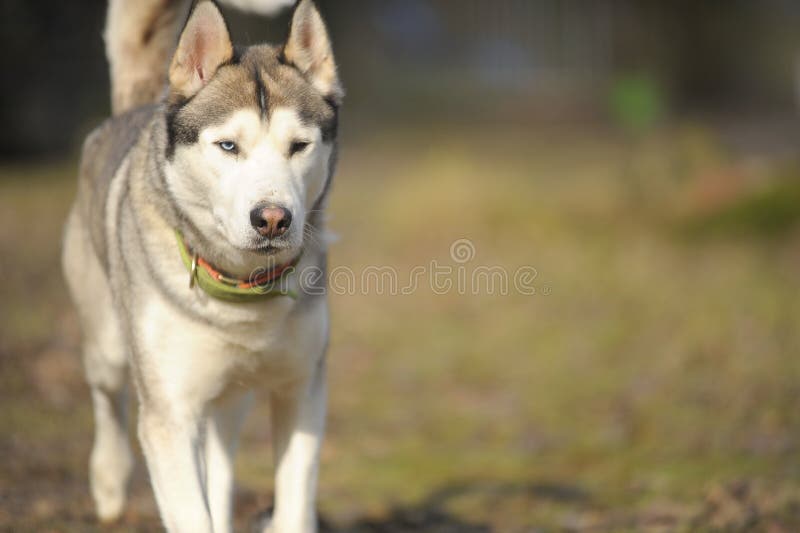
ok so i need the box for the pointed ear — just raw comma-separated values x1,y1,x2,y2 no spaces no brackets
283,0,343,104
168,1,233,99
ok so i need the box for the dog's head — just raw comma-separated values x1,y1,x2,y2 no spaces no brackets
163,0,341,265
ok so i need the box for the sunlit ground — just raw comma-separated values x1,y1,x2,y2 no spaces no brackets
2,122,800,531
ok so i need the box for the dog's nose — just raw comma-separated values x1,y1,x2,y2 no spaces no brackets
250,205,292,238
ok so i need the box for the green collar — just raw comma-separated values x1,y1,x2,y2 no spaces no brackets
175,230,298,303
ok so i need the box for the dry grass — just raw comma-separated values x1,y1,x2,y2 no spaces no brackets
1,123,800,531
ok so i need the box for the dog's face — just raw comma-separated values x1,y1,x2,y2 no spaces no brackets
164,0,341,262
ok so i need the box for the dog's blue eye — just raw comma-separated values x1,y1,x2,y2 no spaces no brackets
217,141,237,153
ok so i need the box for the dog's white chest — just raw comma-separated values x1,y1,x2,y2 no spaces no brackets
135,290,327,399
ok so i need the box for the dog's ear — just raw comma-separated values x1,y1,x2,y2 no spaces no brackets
283,0,343,105
168,1,233,99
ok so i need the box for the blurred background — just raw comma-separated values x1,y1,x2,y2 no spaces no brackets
2,1,800,531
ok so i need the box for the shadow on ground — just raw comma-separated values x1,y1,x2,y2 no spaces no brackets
301,481,588,532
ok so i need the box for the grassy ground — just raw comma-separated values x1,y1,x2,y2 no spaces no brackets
1,123,800,532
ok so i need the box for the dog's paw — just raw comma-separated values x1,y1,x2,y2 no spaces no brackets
91,469,129,523
94,490,126,524
252,509,324,533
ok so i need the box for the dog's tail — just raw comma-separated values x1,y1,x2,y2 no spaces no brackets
105,0,293,116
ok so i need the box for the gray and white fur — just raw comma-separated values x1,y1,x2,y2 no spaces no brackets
62,1,342,531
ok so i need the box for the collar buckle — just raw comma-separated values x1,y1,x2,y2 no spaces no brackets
189,252,199,289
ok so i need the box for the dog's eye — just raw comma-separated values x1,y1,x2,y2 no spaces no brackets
217,140,238,154
289,140,310,157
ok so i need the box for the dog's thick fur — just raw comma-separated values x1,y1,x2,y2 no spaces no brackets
105,0,295,115
62,1,341,531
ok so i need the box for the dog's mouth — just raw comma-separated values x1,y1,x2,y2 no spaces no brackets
245,237,300,257
251,243,282,255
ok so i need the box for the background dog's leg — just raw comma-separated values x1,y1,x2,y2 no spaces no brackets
138,405,214,533
205,392,254,533
267,359,328,533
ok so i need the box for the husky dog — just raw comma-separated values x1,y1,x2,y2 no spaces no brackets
61,1,342,531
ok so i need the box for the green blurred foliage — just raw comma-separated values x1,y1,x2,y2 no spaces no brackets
610,73,665,134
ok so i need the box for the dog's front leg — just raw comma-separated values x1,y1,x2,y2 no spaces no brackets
130,298,241,532
138,403,213,533
205,392,254,533
267,359,327,533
